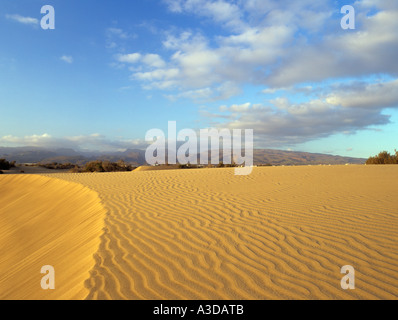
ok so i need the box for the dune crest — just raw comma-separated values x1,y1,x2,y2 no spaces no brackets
0,175,106,299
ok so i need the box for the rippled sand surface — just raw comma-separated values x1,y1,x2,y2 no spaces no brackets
1,165,398,299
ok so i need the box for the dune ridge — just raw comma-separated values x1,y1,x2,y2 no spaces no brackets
46,165,398,300
0,175,106,299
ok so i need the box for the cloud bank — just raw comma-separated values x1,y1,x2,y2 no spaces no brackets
106,0,398,148
0,134,148,152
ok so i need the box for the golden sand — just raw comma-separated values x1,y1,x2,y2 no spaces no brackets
1,165,398,299
0,175,105,299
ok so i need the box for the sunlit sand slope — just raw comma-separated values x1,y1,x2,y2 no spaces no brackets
49,165,398,300
0,175,105,299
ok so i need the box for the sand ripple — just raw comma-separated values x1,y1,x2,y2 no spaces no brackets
45,166,398,300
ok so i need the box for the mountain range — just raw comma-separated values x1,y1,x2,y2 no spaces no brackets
0,146,366,166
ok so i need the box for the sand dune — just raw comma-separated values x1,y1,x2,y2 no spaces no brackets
1,166,398,299
0,175,105,299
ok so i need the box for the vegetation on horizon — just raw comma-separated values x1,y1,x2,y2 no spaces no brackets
177,161,239,169
366,150,398,165
35,160,136,173
0,159,16,170
77,160,135,173
39,162,76,170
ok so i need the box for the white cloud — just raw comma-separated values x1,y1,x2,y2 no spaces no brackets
326,79,398,109
165,87,213,102
355,0,398,10
202,77,398,147
141,54,166,68
121,25,293,99
164,0,246,31
163,31,193,49
6,14,38,26
0,134,53,147
243,0,332,31
230,103,251,112
163,81,242,102
265,8,398,87
112,0,398,116
0,133,148,152
117,53,166,68
60,55,73,64
133,68,179,82
214,102,389,147
117,53,142,64
116,1,325,100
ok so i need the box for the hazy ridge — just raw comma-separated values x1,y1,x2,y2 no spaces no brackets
0,146,365,166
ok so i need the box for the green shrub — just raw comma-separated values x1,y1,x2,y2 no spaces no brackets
366,150,398,165
226,162,238,167
39,162,76,170
84,161,105,172
83,160,133,173
178,163,193,169
0,159,13,170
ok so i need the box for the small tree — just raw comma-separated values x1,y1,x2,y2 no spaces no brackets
226,161,238,168
102,161,115,172
84,161,105,172
366,150,398,165
0,159,12,170
116,160,124,168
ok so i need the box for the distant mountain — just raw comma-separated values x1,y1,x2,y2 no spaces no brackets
54,148,80,156
0,147,146,166
0,147,58,163
252,149,365,166
0,146,366,166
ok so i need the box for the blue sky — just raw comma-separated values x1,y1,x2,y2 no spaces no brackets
1,0,397,158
